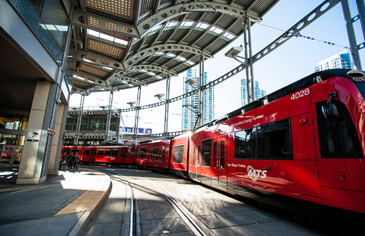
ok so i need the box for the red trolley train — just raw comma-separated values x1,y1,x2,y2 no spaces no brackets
138,69,365,217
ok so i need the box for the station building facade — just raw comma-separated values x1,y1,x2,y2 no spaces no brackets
0,0,73,183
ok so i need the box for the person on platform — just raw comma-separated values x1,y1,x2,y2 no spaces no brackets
61,152,68,170
73,152,80,170
67,153,73,169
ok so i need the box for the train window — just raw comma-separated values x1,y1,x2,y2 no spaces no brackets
112,148,119,155
84,149,90,155
125,148,128,158
162,150,165,163
235,128,256,159
220,140,225,169
173,145,184,164
120,148,124,158
213,142,217,168
259,119,292,159
202,139,212,167
130,148,135,156
98,148,104,155
72,148,79,154
105,148,111,155
154,148,159,161
198,145,201,166
316,101,362,159
193,146,196,165
159,149,162,161
235,119,292,159
138,149,146,157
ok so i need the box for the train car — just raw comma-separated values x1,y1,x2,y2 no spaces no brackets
168,69,365,217
80,146,97,164
169,133,191,178
62,146,83,156
136,140,170,172
94,145,136,166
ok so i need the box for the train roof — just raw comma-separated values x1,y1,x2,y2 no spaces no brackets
198,69,365,131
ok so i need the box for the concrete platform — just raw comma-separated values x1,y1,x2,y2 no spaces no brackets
0,167,111,236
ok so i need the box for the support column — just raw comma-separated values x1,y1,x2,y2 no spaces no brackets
199,55,204,127
47,103,68,175
17,81,58,184
244,20,252,104
75,95,85,145
342,0,362,70
247,17,255,101
356,0,365,46
164,74,171,134
133,86,142,144
244,17,255,103
106,90,114,141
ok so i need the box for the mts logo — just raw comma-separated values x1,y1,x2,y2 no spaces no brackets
247,165,267,182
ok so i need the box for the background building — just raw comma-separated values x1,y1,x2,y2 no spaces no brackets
314,50,353,72
235,79,266,108
182,69,214,130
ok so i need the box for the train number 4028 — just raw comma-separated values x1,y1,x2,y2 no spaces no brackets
291,88,310,100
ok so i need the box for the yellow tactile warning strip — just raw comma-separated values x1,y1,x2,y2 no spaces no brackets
54,168,111,216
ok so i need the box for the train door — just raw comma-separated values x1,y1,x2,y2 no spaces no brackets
212,136,228,189
218,136,228,190
191,144,198,181
91,147,97,162
315,100,365,210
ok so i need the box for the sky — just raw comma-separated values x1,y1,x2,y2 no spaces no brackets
69,0,365,134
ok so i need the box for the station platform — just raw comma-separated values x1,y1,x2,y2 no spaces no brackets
0,167,111,236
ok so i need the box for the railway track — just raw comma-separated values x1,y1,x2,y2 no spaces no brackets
96,168,213,236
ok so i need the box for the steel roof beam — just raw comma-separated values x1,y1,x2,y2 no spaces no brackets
153,0,162,14
137,2,262,38
123,44,212,69
203,18,240,50
150,22,168,47
122,65,176,76
72,10,141,39
178,13,206,44
163,15,188,44
77,50,126,70
190,14,224,46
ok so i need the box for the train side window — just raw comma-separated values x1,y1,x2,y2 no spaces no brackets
112,148,119,155
213,142,217,168
72,148,79,154
220,140,225,169
154,148,159,161
259,119,292,159
198,145,201,166
105,148,111,155
235,128,256,159
316,101,362,159
138,149,146,157
202,139,212,167
193,146,196,165
130,148,135,156
84,149,90,155
173,145,184,164
97,148,104,155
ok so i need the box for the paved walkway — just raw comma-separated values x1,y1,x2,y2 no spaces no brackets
0,167,111,236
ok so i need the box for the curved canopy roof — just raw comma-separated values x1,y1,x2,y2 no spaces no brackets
68,0,279,95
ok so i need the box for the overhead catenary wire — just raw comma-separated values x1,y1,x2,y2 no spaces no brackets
257,23,351,50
